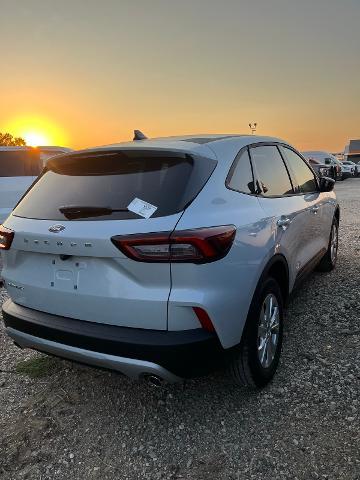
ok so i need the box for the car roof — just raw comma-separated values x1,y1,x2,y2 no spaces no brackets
67,134,288,163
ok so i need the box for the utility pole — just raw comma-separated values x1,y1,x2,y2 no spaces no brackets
249,123,257,135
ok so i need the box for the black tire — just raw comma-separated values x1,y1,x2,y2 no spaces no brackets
229,277,284,388
317,218,339,272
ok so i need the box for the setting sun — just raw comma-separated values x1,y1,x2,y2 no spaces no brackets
22,131,49,147
4,115,68,147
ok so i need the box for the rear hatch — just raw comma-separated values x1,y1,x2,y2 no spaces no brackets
3,149,216,330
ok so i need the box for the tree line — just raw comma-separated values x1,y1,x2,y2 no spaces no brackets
0,132,26,146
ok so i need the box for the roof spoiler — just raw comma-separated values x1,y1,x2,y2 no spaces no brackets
133,130,148,141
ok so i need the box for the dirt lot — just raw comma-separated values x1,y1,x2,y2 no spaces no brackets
0,179,359,480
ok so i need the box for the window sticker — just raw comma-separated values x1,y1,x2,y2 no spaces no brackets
127,198,158,219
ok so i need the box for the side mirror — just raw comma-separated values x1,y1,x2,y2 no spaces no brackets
319,176,335,192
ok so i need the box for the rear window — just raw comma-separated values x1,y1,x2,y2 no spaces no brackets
13,150,216,221
250,145,293,197
0,150,42,177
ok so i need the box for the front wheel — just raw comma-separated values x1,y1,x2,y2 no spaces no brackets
317,218,339,272
229,277,284,388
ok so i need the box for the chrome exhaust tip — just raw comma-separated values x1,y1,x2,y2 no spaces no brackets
143,373,164,388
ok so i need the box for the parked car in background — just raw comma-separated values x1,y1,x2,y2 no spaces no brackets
339,161,354,178
0,147,42,224
1,134,339,388
342,160,359,177
38,146,73,166
306,157,330,178
303,151,344,180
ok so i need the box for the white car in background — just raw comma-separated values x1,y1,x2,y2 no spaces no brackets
0,147,43,224
337,160,354,178
342,160,358,177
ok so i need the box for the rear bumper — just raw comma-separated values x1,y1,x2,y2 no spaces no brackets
2,300,226,381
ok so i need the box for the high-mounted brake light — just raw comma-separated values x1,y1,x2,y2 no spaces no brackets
0,225,14,250
111,225,236,263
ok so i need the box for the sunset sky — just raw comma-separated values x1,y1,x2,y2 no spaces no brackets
0,0,359,152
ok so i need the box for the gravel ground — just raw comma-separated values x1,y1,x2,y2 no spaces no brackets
0,179,359,480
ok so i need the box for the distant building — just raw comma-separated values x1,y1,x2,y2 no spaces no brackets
346,139,360,164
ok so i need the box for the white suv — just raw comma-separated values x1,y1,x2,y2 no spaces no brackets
0,147,43,224
0,135,339,387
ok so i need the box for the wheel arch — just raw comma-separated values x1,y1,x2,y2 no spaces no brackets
258,254,290,305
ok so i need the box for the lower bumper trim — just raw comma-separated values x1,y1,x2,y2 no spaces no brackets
2,299,226,378
6,327,182,383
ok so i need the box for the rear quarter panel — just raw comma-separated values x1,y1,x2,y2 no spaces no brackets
168,170,278,349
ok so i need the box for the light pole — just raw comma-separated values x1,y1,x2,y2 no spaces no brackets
249,122,257,135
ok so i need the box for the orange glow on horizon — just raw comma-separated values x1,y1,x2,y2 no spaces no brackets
4,115,68,147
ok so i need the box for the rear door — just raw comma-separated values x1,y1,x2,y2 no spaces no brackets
249,144,317,288
3,149,216,330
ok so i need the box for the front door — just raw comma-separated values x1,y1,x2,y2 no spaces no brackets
278,145,329,262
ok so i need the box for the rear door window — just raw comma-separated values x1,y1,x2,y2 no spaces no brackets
279,146,318,194
13,150,216,221
227,149,255,194
250,145,293,196
0,150,41,177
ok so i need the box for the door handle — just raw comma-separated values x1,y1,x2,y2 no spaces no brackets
311,206,319,214
277,217,291,230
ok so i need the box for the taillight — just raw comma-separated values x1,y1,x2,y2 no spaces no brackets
111,225,236,263
0,225,14,250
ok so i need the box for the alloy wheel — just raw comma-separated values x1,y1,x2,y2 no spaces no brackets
330,223,338,264
257,293,280,369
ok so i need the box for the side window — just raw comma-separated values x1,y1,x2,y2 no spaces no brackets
279,146,318,194
227,149,255,194
250,145,293,197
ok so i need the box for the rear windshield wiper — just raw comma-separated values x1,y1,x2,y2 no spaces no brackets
59,205,129,220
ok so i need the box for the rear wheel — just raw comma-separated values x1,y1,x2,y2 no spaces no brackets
229,277,284,388
317,218,339,272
